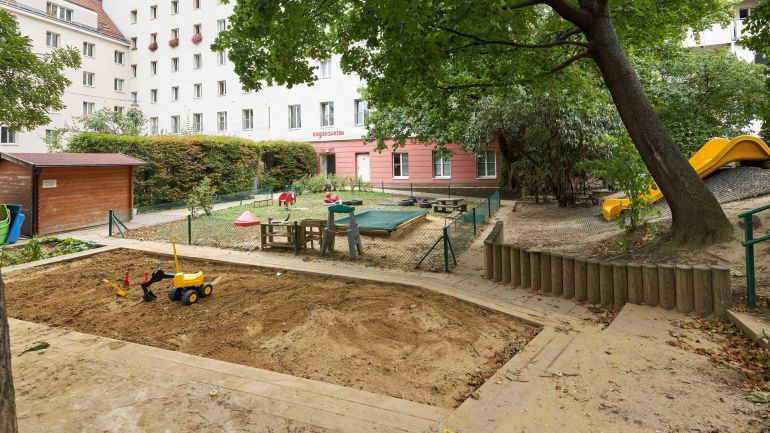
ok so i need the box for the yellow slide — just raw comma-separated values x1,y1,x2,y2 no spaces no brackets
602,135,770,221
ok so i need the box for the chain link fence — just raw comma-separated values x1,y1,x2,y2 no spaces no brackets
109,189,501,272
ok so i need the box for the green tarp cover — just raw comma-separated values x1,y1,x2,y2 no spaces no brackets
335,209,426,232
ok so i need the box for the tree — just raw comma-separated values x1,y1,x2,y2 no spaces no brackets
0,10,80,433
215,0,736,245
740,0,770,141
45,107,147,152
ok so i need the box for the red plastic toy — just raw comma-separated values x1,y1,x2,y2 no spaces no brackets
324,192,339,203
278,191,296,207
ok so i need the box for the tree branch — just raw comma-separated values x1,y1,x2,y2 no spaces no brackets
542,0,592,28
440,26,589,49
549,50,591,73
437,82,514,92
502,0,543,10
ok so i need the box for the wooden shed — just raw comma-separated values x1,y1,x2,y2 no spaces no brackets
0,153,145,236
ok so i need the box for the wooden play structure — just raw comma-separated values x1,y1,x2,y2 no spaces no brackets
321,204,363,259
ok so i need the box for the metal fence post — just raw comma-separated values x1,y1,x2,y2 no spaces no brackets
472,208,477,236
108,209,114,237
488,195,492,216
293,221,300,255
187,214,193,245
448,185,451,198
744,214,756,308
443,227,450,272
381,181,384,193
410,183,413,197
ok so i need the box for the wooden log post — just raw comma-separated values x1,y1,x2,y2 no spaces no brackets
587,259,601,305
575,258,587,302
484,241,494,280
511,246,521,287
658,264,676,310
530,250,541,292
540,252,551,294
520,249,531,289
627,263,643,305
551,254,563,297
675,265,694,314
599,262,614,307
493,243,503,282
693,266,713,316
563,256,575,299
501,245,511,285
643,264,659,307
612,263,628,306
711,266,732,317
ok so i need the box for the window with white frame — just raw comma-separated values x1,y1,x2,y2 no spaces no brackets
217,111,228,131
432,151,451,178
130,92,138,104
130,10,137,23
171,0,178,14
171,28,179,40
242,109,254,130
193,83,202,98
150,61,157,75
392,153,409,178
193,53,202,69
288,105,301,129
0,127,16,144
114,50,124,65
150,117,159,134
193,0,201,9
150,5,157,19
82,71,95,87
46,31,60,48
193,113,203,132
171,57,179,72
130,37,137,50
150,89,158,103
354,99,368,126
171,86,179,101
131,64,137,78
320,60,332,79
193,23,202,35
171,115,180,133
217,51,227,65
739,7,752,19
114,106,124,114
320,101,334,127
218,80,226,96
82,42,94,57
114,78,125,92
82,102,95,115
150,33,157,44
46,2,72,22
476,150,497,178
217,19,227,33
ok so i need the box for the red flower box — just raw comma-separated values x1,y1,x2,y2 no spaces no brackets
168,38,179,48
148,41,158,51
192,33,203,45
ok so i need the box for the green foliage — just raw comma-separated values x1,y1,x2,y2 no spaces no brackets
741,0,770,57
259,141,317,190
0,237,97,267
0,10,81,131
582,135,659,232
638,47,767,156
45,107,147,152
187,177,217,217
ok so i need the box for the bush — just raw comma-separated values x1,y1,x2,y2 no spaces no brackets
260,141,317,190
187,177,216,216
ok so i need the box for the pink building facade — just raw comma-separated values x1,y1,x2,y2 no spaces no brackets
311,139,500,188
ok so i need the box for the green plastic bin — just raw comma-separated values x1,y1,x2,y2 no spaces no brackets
0,205,9,244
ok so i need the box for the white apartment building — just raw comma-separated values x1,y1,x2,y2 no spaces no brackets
684,0,767,65
0,0,131,152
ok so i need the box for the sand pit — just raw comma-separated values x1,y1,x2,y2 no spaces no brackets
4,249,537,408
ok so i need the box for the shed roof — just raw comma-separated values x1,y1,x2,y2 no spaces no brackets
1,153,146,168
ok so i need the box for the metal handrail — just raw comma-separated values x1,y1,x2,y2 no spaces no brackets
740,204,770,308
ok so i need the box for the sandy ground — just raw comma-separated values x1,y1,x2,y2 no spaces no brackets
4,249,537,409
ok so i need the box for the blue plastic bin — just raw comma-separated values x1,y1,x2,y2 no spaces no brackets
6,204,24,244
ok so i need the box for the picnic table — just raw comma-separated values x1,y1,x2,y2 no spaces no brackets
432,197,467,213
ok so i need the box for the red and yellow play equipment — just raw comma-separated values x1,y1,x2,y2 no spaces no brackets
602,136,770,221
140,237,213,305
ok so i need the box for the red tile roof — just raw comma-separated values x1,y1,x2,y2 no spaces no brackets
66,0,126,41
2,153,146,168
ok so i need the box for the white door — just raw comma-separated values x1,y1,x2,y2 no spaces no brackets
356,153,371,182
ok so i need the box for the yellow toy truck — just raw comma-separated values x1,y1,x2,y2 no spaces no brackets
140,237,213,305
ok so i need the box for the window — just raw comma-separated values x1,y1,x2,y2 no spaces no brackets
193,24,202,35
217,111,228,131
739,8,751,20
130,10,138,23
46,2,72,22
114,78,125,92
82,71,95,87
171,57,179,72
392,153,409,178
756,53,769,65
193,0,201,9
82,102,95,115
193,83,202,98
171,116,180,134
150,33,158,44
131,64,137,78
193,113,203,132
130,37,137,50
217,51,227,65
82,42,94,57
114,106,124,114
114,50,124,65
150,117,159,134
432,151,451,178
476,150,497,178
131,92,138,104
218,80,227,96
243,109,254,130
0,127,16,144
150,5,157,19
289,105,301,129
193,53,202,69
150,61,157,75
171,86,179,101
320,101,334,127
150,89,158,103
217,19,227,33
46,31,60,48
171,0,178,14
354,100,369,126
320,60,332,79
171,28,179,40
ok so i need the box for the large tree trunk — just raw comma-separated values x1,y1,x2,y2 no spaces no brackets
0,269,18,433
586,13,733,245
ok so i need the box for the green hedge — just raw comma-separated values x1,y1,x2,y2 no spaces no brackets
68,133,316,207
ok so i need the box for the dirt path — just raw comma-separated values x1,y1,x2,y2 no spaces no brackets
4,249,537,408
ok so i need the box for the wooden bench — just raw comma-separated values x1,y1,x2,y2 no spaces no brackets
252,188,274,206
444,210,462,227
432,203,468,213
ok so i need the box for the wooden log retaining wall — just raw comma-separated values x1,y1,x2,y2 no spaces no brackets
482,221,732,316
